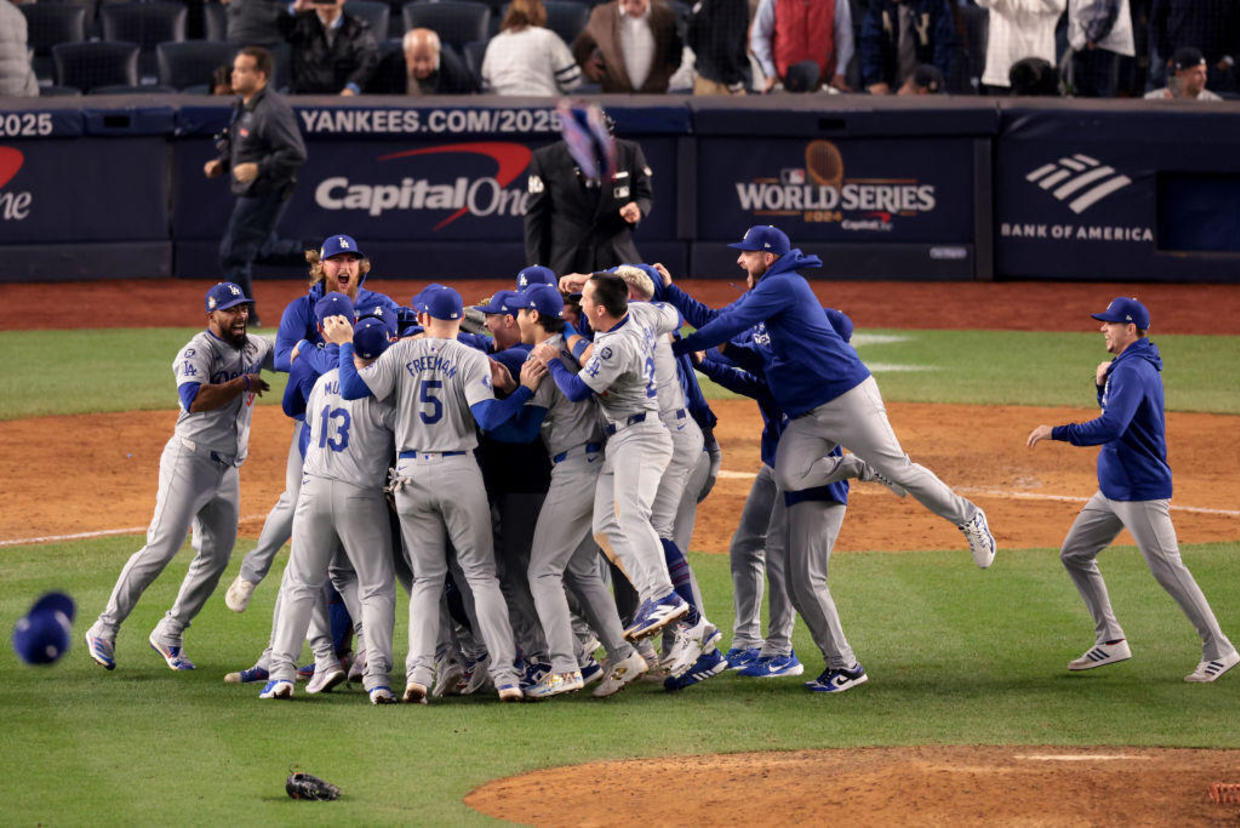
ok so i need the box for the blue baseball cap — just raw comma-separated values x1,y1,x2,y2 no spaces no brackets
314,291,355,327
476,290,521,316
205,282,252,312
824,307,854,343
516,265,557,291
412,283,448,313
424,286,464,320
320,234,364,259
30,591,76,624
12,609,71,666
1091,297,1150,329
513,284,564,319
352,316,390,360
728,225,790,255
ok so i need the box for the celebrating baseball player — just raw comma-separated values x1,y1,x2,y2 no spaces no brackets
325,285,543,703
1026,297,1238,682
671,225,996,570
261,315,399,704
85,282,273,672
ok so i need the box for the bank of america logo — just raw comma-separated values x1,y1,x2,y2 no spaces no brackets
1025,154,1132,214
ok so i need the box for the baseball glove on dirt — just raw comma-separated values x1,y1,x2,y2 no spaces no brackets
286,772,341,801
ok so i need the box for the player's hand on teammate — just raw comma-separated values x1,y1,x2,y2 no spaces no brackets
490,360,517,394
531,342,559,364
321,315,355,346
558,273,589,295
203,159,224,179
1026,425,1053,448
653,262,673,287
619,202,642,224
690,350,705,366
232,162,259,184
519,357,548,391
1095,361,1111,386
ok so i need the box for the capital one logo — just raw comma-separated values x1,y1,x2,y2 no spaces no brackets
0,146,32,221
1025,154,1131,214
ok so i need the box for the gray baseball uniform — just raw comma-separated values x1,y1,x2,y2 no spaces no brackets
269,367,398,692
580,301,677,604
92,330,273,650
775,495,853,667
647,315,705,544
239,426,300,585
728,464,794,653
524,335,634,674
356,336,520,690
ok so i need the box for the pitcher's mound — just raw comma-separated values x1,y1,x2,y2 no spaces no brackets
465,745,1240,826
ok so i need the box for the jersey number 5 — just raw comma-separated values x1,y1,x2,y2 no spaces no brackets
419,380,443,424
318,405,352,452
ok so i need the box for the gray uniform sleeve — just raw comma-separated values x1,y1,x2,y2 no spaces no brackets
461,349,497,408
579,340,630,394
358,345,401,401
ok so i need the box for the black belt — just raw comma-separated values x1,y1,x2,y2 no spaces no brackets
604,412,647,436
552,441,602,464
397,450,466,459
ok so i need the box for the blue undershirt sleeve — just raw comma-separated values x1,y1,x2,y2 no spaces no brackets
336,343,374,400
470,386,535,431
547,358,593,402
178,381,201,411
485,405,548,443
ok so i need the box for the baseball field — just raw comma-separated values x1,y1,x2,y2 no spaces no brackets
1,277,1238,825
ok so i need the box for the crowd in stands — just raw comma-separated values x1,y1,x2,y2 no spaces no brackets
1,0,1236,99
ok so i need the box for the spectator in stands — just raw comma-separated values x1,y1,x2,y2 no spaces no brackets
750,0,855,92
974,0,1066,94
859,0,959,95
898,62,946,93
572,0,683,93
204,47,307,326
401,28,476,94
686,0,751,94
1150,0,1238,94
224,0,285,50
0,0,38,97
1066,0,1135,97
1009,55,1061,94
1144,46,1223,100
280,0,379,95
211,64,234,95
482,0,582,95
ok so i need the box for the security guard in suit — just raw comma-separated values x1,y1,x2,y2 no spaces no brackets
522,123,654,277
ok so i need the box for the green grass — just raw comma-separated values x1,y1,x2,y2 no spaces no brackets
2,537,1238,824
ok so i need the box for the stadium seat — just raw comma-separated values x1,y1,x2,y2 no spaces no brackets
100,2,187,77
461,38,486,85
20,3,88,82
39,85,84,97
345,0,392,40
203,1,228,42
494,1,588,45
52,41,140,91
402,1,491,52
157,41,238,91
88,83,178,94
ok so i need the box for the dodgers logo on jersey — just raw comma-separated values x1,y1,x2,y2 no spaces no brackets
182,361,198,376
752,323,772,347
599,346,613,361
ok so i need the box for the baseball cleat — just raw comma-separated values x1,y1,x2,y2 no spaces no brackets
579,658,604,687
738,651,805,678
224,664,270,684
149,635,196,671
526,670,585,699
664,616,711,679
592,649,649,698
259,679,294,700
1068,639,1132,671
296,663,315,682
725,647,760,672
84,629,116,671
497,683,524,702
958,508,996,569
623,592,690,641
346,650,366,684
520,660,552,691
1185,650,1239,683
664,648,728,691
402,681,429,704
636,638,666,682
432,658,465,697
460,656,491,695
369,685,397,704
305,663,346,694
224,576,257,613
805,663,868,693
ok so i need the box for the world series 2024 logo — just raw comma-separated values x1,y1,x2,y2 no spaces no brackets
0,147,33,221
734,139,937,232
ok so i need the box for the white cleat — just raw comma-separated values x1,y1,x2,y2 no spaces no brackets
592,650,649,698
959,508,996,569
259,679,294,700
224,576,257,613
663,616,711,679
432,658,465,697
1185,649,1239,683
306,663,346,694
1068,639,1132,671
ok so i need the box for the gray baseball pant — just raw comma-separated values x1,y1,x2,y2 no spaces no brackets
395,454,519,689
1061,491,1235,660
651,414,704,541
778,498,854,668
775,376,976,526
674,448,712,611
269,476,396,692
592,421,675,603
239,425,301,585
529,446,634,674
99,438,238,647
728,464,794,652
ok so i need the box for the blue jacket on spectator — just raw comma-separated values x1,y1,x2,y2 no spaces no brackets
859,0,959,89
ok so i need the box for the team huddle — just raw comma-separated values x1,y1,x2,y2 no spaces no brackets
81,224,1238,704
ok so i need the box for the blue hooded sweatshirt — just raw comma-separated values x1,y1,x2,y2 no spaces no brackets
274,280,401,372
672,250,870,417
1051,338,1172,501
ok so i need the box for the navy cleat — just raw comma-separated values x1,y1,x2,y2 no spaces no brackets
623,592,689,641
664,648,728,691
804,663,868,693
725,647,760,671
